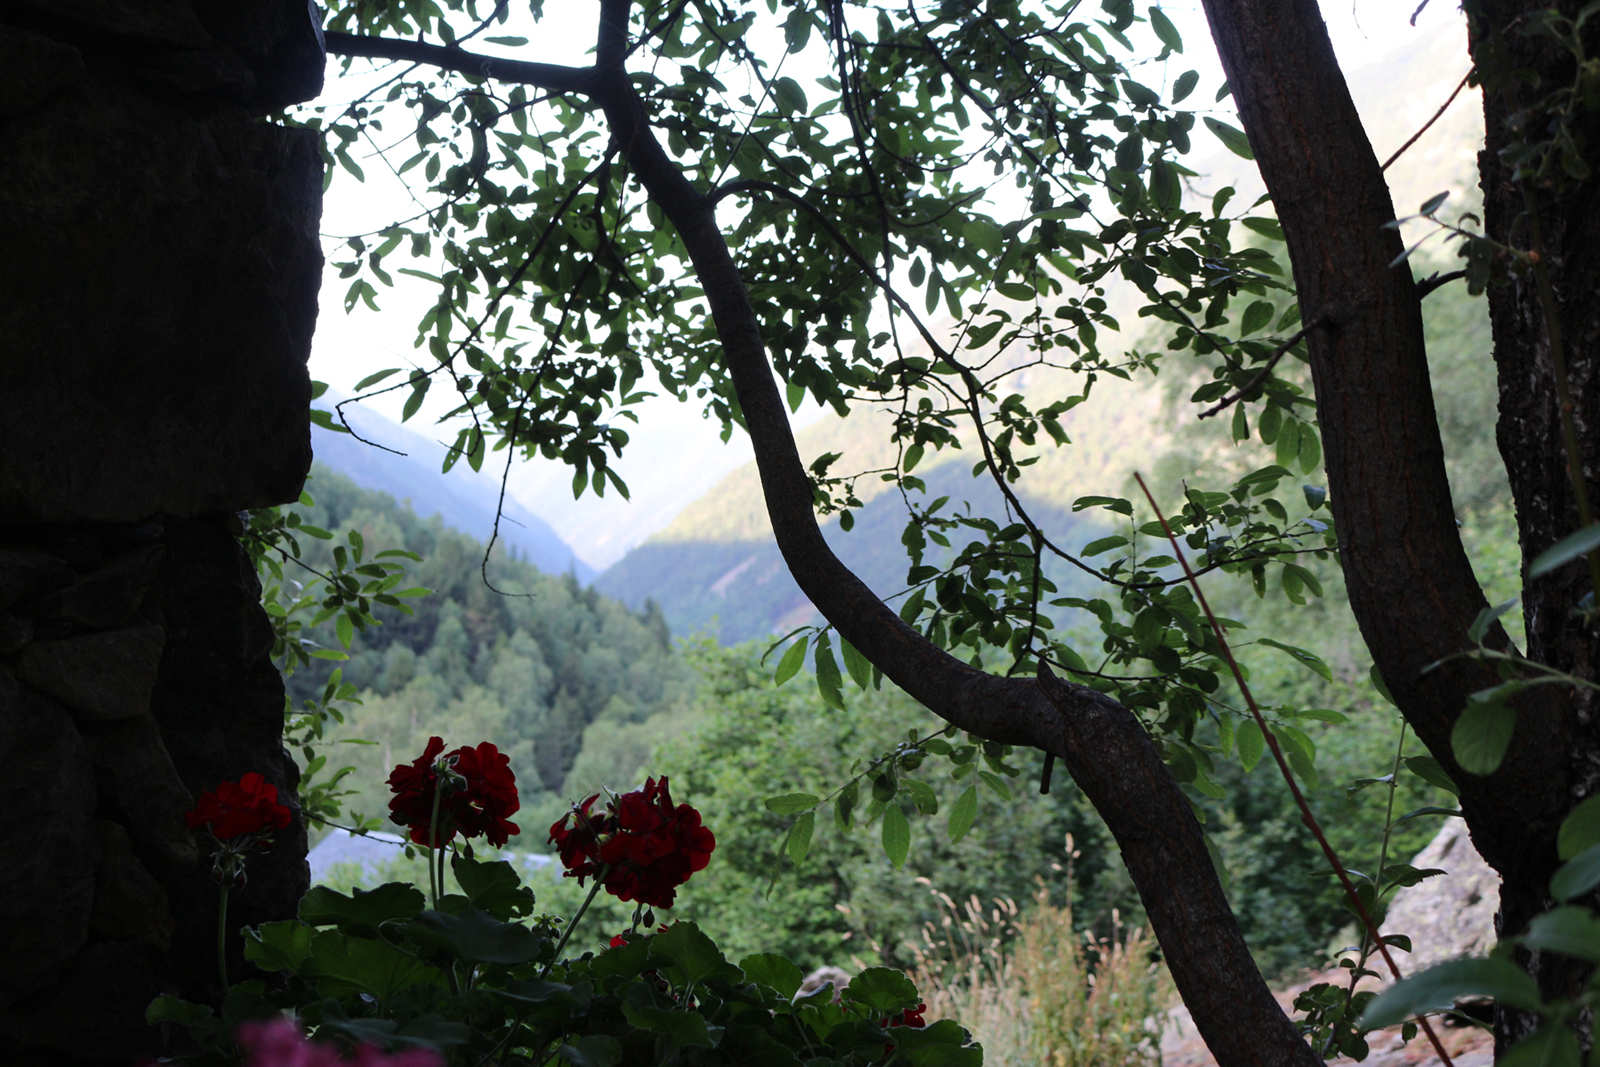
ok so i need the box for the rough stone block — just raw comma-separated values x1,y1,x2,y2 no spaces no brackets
82,713,198,867
0,549,71,612
90,819,174,948
25,542,164,630
0,68,321,522
0,685,98,1001
13,622,165,721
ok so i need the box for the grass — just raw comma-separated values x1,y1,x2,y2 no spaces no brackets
907,869,1173,1067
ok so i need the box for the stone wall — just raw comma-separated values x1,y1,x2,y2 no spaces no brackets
0,1,324,1062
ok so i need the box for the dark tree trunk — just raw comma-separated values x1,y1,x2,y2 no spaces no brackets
1203,0,1600,1049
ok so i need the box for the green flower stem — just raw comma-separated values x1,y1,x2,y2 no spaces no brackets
216,882,230,992
427,781,446,910
540,868,607,980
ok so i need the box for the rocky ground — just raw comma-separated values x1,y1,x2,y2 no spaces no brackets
1162,820,1498,1067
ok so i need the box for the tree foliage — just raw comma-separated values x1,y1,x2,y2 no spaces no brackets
294,0,1600,1062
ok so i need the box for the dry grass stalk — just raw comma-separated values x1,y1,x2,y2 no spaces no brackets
907,879,1172,1067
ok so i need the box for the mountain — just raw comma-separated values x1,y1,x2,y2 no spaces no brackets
310,393,594,581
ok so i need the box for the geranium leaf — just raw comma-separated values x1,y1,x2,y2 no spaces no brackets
739,953,804,999
243,920,314,974
451,856,536,920
841,967,920,1016
649,921,732,988
299,882,426,937
408,907,545,966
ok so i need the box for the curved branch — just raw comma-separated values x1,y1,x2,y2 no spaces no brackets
324,32,599,94
589,48,1320,1067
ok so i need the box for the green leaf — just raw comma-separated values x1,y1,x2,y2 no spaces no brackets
1297,422,1322,474
882,803,910,869
1403,755,1459,796
1256,638,1332,681
1558,795,1600,859
1172,69,1199,103
1418,191,1450,216
772,76,808,115
1238,300,1274,337
648,921,732,988
560,1036,624,1067
814,634,846,710
1451,699,1517,776
841,967,921,1016
840,637,872,690
978,770,1012,800
765,792,820,814
450,856,535,920
1530,525,1600,576
408,907,545,965
300,882,426,937
739,953,804,999
1148,6,1183,53
947,784,978,842
787,810,816,865
774,636,808,686
243,921,314,974
354,368,401,391
902,778,939,815
146,995,212,1026
1204,117,1254,159
304,929,443,1002
1236,718,1265,771
1358,958,1543,1029
1241,216,1284,242
1551,843,1600,901
1499,1026,1579,1067
1521,906,1600,962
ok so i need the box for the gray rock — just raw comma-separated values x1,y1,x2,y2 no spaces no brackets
0,939,165,1060
90,820,174,949
0,549,70,613
0,688,98,1000
0,69,320,523
82,714,198,867
13,622,166,722
26,543,164,630
0,614,31,654
1383,819,1499,970
0,25,85,118
15,0,214,48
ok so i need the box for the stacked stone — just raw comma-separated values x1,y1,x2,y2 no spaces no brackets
0,0,325,1061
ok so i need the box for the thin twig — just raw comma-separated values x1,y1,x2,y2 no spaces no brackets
1197,315,1329,419
1133,473,1456,1067
1381,70,1472,172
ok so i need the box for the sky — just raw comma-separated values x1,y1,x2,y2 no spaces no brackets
306,0,1471,571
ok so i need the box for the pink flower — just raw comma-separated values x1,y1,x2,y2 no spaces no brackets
237,1019,442,1067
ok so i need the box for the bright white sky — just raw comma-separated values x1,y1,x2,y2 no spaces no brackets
308,0,1466,569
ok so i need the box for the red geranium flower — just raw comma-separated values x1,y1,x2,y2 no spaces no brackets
387,736,521,847
547,775,715,909
185,773,292,842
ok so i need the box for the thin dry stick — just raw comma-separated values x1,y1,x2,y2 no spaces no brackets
1132,473,1456,1067
1381,70,1473,172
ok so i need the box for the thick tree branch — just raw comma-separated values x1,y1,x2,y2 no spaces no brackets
323,32,599,94
586,42,1319,1067
1196,0,1566,879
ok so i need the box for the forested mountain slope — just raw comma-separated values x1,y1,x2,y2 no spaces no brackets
281,465,692,817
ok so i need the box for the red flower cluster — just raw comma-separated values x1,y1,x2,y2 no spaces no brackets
548,776,715,909
185,773,292,842
886,1004,927,1029
388,736,521,848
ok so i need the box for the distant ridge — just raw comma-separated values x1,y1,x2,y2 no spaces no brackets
310,394,594,581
